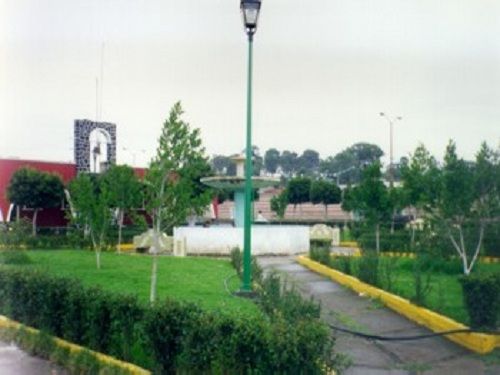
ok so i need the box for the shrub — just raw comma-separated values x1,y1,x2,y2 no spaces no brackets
310,238,332,249
358,252,379,286
310,246,331,266
259,272,320,323
0,250,32,265
230,247,242,276
460,274,500,329
0,265,341,373
230,246,263,284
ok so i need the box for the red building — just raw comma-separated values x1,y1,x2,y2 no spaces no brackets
0,158,145,227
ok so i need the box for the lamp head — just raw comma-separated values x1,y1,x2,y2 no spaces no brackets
240,0,262,36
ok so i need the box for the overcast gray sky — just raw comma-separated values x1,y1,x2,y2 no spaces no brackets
1,0,499,167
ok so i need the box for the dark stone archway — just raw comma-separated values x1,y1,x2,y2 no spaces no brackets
74,119,116,173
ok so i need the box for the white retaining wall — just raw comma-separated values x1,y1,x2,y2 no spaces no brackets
173,226,309,256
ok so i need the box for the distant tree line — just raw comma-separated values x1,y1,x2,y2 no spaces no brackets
210,142,400,185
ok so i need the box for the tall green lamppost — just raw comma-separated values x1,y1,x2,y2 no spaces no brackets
240,0,262,293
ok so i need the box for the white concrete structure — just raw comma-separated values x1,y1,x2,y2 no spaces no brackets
173,226,309,256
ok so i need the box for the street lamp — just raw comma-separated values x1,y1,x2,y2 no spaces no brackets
379,112,402,187
240,0,262,293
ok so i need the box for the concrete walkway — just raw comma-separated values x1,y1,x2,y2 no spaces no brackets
0,340,66,375
258,256,500,375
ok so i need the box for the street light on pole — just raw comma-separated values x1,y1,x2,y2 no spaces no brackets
240,0,262,293
379,112,402,188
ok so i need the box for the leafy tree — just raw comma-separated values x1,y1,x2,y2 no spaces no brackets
310,179,341,217
252,146,264,176
270,190,288,222
401,144,440,245
320,143,383,184
387,186,408,233
101,165,142,252
298,149,320,175
69,173,111,269
264,148,280,174
7,167,64,236
211,155,234,175
145,102,213,303
342,162,391,253
287,177,311,213
435,141,499,275
280,150,299,177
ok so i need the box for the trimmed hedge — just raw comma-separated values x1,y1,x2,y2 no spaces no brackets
460,273,500,329
0,268,337,373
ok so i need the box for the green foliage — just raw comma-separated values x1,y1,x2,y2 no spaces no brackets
0,219,31,249
230,246,263,285
310,179,341,215
320,142,383,184
0,267,340,373
400,143,440,212
230,246,242,276
0,250,32,265
145,101,213,234
287,176,312,207
259,272,321,323
460,274,500,329
101,165,143,250
358,252,379,286
298,149,320,175
210,154,235,176
310,245,331,266
264,148,280,174
331,256,353,275
6,167,64,235
69,173,112,254
279,150,299,177
358,227,412,252
270,190,288,220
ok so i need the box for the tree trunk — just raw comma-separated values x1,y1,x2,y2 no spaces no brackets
32,209,39,236
410,226,415,249
117,209,124,253
324,204,328,219
150,212,161,304
390,208,396,234
465,222,485,276
16,205,20,222
375,223,380,254
96,249,101,269
150,254,158,304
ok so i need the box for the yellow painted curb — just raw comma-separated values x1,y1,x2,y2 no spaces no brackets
0,315,150,374
339,241,359,248
297,256,499,354
117,243,135,252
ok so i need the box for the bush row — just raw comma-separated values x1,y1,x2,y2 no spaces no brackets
310,246,500,330
0,267,340,373
0,219,147,251
353,224,500,258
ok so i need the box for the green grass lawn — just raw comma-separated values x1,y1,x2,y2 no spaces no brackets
332,256,500,325
3,250,260,317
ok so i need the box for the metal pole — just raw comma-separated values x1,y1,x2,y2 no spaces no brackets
242,32,254,292
389,119,394,188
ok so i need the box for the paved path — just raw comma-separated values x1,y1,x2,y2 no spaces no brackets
258,256,500,375
0,340,66,375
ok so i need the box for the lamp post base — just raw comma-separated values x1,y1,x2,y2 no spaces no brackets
233,289,258,299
